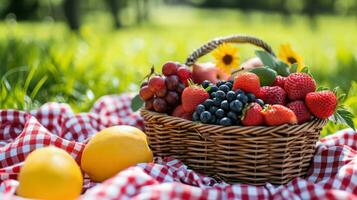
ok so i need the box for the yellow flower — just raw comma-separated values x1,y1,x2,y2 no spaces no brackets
279,43,304,71
212,43,240,74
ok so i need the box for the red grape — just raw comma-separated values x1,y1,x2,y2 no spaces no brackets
177,66,192,86
148,76,165,92
145,98,154,110
165,75,180,90
162,61,179,76
139,85,154,101
156,87,167,97
153,98,168,113
176,83,185,94
165,91,179,105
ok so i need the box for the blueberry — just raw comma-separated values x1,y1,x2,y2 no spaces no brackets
210,85,219,93
192,112,200,121
228,80,234,84
213,98,222,107
216,90,226,99
256,98,265,106
220,100,229,110
215,108,226,119
226,91,236,102
236,93,248,104
225,82,233,89
196,104,205,114
235,89,245,95
210,92,216,98
216,80,226,87
246,93,256,102
227,111,238,121
200,111,212,123
202,80,211,88
219,85,230,93
203,99,214,108
230,100,243,113
210,115,217,124
209,106,218,114
219,117,232,126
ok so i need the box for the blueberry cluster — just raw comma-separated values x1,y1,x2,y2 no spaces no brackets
192,80,265,126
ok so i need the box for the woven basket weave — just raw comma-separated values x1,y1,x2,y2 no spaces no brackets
141,35,327,185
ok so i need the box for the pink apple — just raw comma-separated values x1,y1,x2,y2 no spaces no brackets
192,63,230,84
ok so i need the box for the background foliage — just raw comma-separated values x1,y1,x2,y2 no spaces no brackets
0,2,356,136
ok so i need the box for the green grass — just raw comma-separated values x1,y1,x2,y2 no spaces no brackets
0,6,356,135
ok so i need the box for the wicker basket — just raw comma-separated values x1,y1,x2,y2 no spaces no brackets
141,35,328,185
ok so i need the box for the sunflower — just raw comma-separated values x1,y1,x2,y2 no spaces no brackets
279,43,304,71
212,43,240,74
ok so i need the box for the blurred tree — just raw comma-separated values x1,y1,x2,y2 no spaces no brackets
107,0,123,28
134,0,150,24
63,0,80,30
1,0,39,20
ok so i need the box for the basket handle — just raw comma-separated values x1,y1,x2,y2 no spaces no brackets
185,35,276,67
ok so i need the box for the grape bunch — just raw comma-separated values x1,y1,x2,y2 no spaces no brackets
192,80,265,126
139,62,191,114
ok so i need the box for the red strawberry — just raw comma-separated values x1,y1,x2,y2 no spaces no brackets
241,103,264,126
181,113,193,121
273,75,286,88
286,100,311,124
285,73,316,100
233,72,260,96
181,85,209,113
261,105,297,126
177,66,192,86
172,105,193,120
257,86,287,105
305,91,337,119
172,105,185,117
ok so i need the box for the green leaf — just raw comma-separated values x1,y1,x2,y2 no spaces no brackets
273,61,290,77
255,50,277,67
338,93,346,102
250,67,277,86
290,63,298,73
331,106,355,130
316,86,329,91
131,94,144,112
300,66,310,74
300,66,314,77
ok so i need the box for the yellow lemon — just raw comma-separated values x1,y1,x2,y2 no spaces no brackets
17,146,83,200
81,125,153,182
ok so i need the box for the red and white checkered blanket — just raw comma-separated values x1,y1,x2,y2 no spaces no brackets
0,94,356,200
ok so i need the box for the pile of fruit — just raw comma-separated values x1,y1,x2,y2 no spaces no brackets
139,62,191,116
136,51,353,129
16,125,153,200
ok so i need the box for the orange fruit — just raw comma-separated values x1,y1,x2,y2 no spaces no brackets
81,125,153,182
17,146,83,200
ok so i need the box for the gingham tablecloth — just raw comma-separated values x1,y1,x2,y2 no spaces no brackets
0,94,356,200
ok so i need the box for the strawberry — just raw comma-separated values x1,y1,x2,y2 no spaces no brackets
284,73,316,100
233,72,260,96
172,105,192,120
273,75,286,88
181,113,193,121
241,103,264,126
257,86,287,105
286,100,311,124
181,84,209,113
305,91,337,119
172,105,185,117
261,105,297,126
